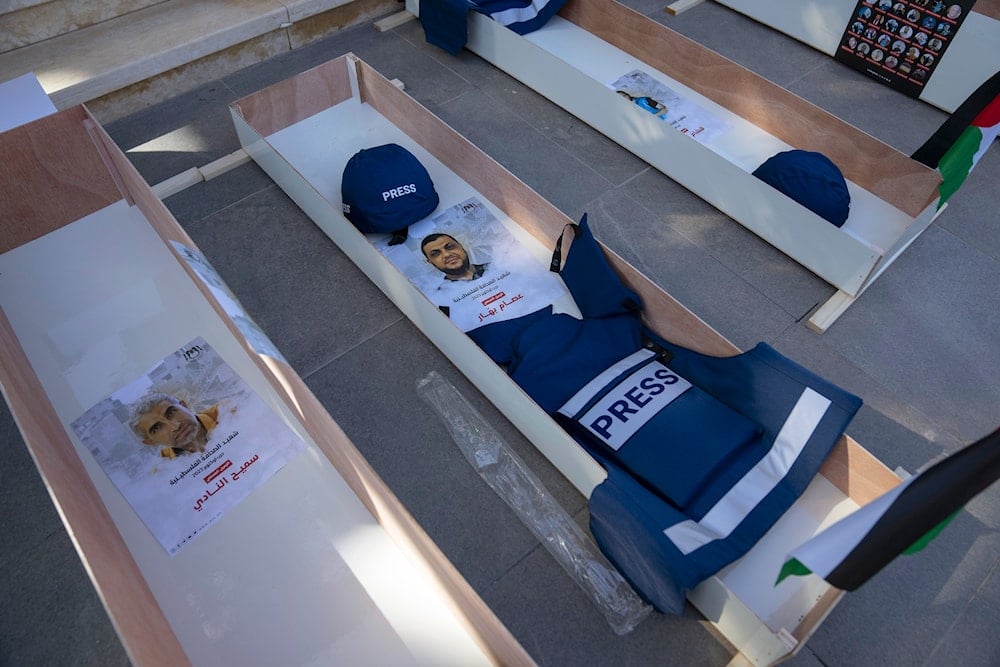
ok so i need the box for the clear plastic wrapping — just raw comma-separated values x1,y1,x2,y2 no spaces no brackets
416,371,651,635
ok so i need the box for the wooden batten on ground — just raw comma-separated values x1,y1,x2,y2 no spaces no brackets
665,0,705,16
374,9,418,31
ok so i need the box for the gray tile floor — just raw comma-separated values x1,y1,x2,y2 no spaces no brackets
2,2,998,665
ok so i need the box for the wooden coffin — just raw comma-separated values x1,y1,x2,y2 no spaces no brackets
0,103,532,667
229,53,903,666
406,0,947,331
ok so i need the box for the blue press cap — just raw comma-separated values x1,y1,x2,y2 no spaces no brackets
752,150,851,227
341,143,439,233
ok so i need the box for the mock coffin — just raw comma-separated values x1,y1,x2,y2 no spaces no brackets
229,53,903,666
0,103,530,667
406,0,947,331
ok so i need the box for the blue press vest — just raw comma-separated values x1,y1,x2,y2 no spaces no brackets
467,214,861,613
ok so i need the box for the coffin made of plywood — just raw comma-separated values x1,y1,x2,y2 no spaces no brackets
407,0,945,331
0,104,532,667
229,53,903,666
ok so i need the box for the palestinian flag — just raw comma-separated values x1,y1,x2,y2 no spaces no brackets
911,70,1000,206
777,428,1000,591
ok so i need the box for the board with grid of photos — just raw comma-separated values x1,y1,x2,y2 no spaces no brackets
836,0,976,97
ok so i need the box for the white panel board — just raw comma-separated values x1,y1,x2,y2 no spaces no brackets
713,0,854,55
0,72,57,132
922,11,1000,113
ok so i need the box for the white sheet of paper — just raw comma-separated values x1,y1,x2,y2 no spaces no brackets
0,72,57,133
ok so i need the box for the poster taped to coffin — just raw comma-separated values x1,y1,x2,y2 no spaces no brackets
607,69,733,144
372,196,570,331
70,336,306,555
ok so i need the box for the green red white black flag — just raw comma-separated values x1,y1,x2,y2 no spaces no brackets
777,428,1000,591
911,70,1000,206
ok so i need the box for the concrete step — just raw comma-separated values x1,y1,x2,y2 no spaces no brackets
2,0,52,15
0,0,400,122
1,0,169,53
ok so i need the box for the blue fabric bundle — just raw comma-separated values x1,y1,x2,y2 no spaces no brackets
419,0,570,55
464,214,861,613
752,149,852,227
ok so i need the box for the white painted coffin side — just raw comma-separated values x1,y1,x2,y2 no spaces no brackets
450,9,920,298
231,86,866,666
231,101,609,498
0,201,495,667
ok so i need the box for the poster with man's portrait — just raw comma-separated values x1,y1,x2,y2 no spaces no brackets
372,197,570,331
71,337,306,555
608,69,733,145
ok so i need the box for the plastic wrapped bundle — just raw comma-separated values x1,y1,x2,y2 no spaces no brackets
417,370,652,635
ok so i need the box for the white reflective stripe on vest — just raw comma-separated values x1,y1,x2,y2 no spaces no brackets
663,387,831,555
558,348,655,418
488,0,553,26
